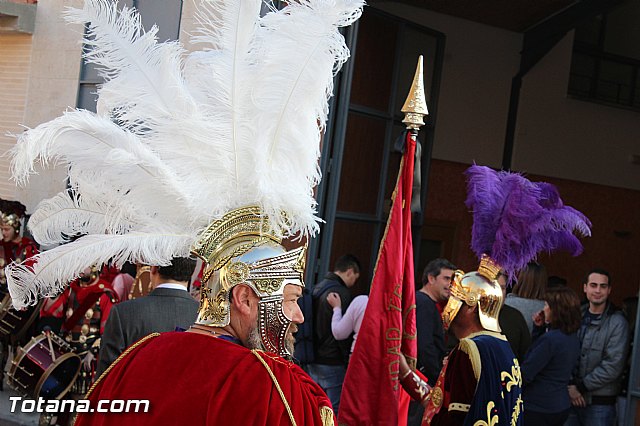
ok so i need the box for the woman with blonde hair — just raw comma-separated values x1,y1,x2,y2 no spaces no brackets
505,262,547,332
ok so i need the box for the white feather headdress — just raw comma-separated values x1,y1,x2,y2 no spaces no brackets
7,0,364,309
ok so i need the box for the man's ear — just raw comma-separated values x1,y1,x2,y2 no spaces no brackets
460,303,476,317
150,266,160,275
230,284,255,315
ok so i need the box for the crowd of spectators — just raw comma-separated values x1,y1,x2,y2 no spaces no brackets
304,257,636,426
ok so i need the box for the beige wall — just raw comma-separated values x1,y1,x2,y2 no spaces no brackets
514,32,640,191
0,33,32,201
0,0,84,212
23,0,83,127
178,0,198,52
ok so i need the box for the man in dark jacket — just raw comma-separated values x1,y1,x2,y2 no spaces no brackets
307,254,360,415
567,268,629,426
97,257,198,376
408,258,456,426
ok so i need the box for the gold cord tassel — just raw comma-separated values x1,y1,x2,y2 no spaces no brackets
320,406,335,426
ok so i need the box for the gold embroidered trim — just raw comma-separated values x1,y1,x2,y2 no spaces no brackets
511,395,523,426
465,330,507,341
500,359,522,392
473,401,498,426
458,338,482,381
431,386,443,408
448,402,471,412
320,405,335,426
251,350,297,426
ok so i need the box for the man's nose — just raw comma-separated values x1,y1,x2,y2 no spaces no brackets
291,304,304,324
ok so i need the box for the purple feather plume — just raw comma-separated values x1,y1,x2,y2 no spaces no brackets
465,165,591,278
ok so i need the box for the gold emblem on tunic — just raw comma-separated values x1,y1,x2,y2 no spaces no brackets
431,386,443,408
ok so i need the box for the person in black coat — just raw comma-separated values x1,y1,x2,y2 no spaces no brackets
97,257,198,376
307,254,361,415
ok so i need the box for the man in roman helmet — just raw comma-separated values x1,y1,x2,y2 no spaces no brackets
399,255,522,426
75,207,335,425
0,212,38,276
399,165,592,426
431,257,523,425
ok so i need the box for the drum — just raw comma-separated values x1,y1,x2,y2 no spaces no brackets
0,293,42,339
129,265,152,300
7,332,81,400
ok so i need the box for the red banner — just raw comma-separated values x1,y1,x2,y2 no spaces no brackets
338,131,418,425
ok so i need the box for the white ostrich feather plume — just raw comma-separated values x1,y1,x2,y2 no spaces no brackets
7,233,194,308
7,0,364,309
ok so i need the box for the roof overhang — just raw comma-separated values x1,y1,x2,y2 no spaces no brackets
378,0,576,32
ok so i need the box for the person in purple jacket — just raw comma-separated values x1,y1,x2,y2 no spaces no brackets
521,286,582,425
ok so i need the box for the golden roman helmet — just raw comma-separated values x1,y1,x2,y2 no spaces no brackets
442,255,503,332
1,213,21,232
191,205,306,357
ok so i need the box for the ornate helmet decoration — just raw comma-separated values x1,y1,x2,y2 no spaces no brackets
191,206,307,355
1,213,21,232
442,165,592,331
6,0,364,358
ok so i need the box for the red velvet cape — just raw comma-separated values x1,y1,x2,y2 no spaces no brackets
75,332,333,425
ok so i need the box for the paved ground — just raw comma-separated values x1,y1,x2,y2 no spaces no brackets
1,347,40,426
0,381,39,426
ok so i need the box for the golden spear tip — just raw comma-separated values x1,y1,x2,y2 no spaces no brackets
401,55,429,130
